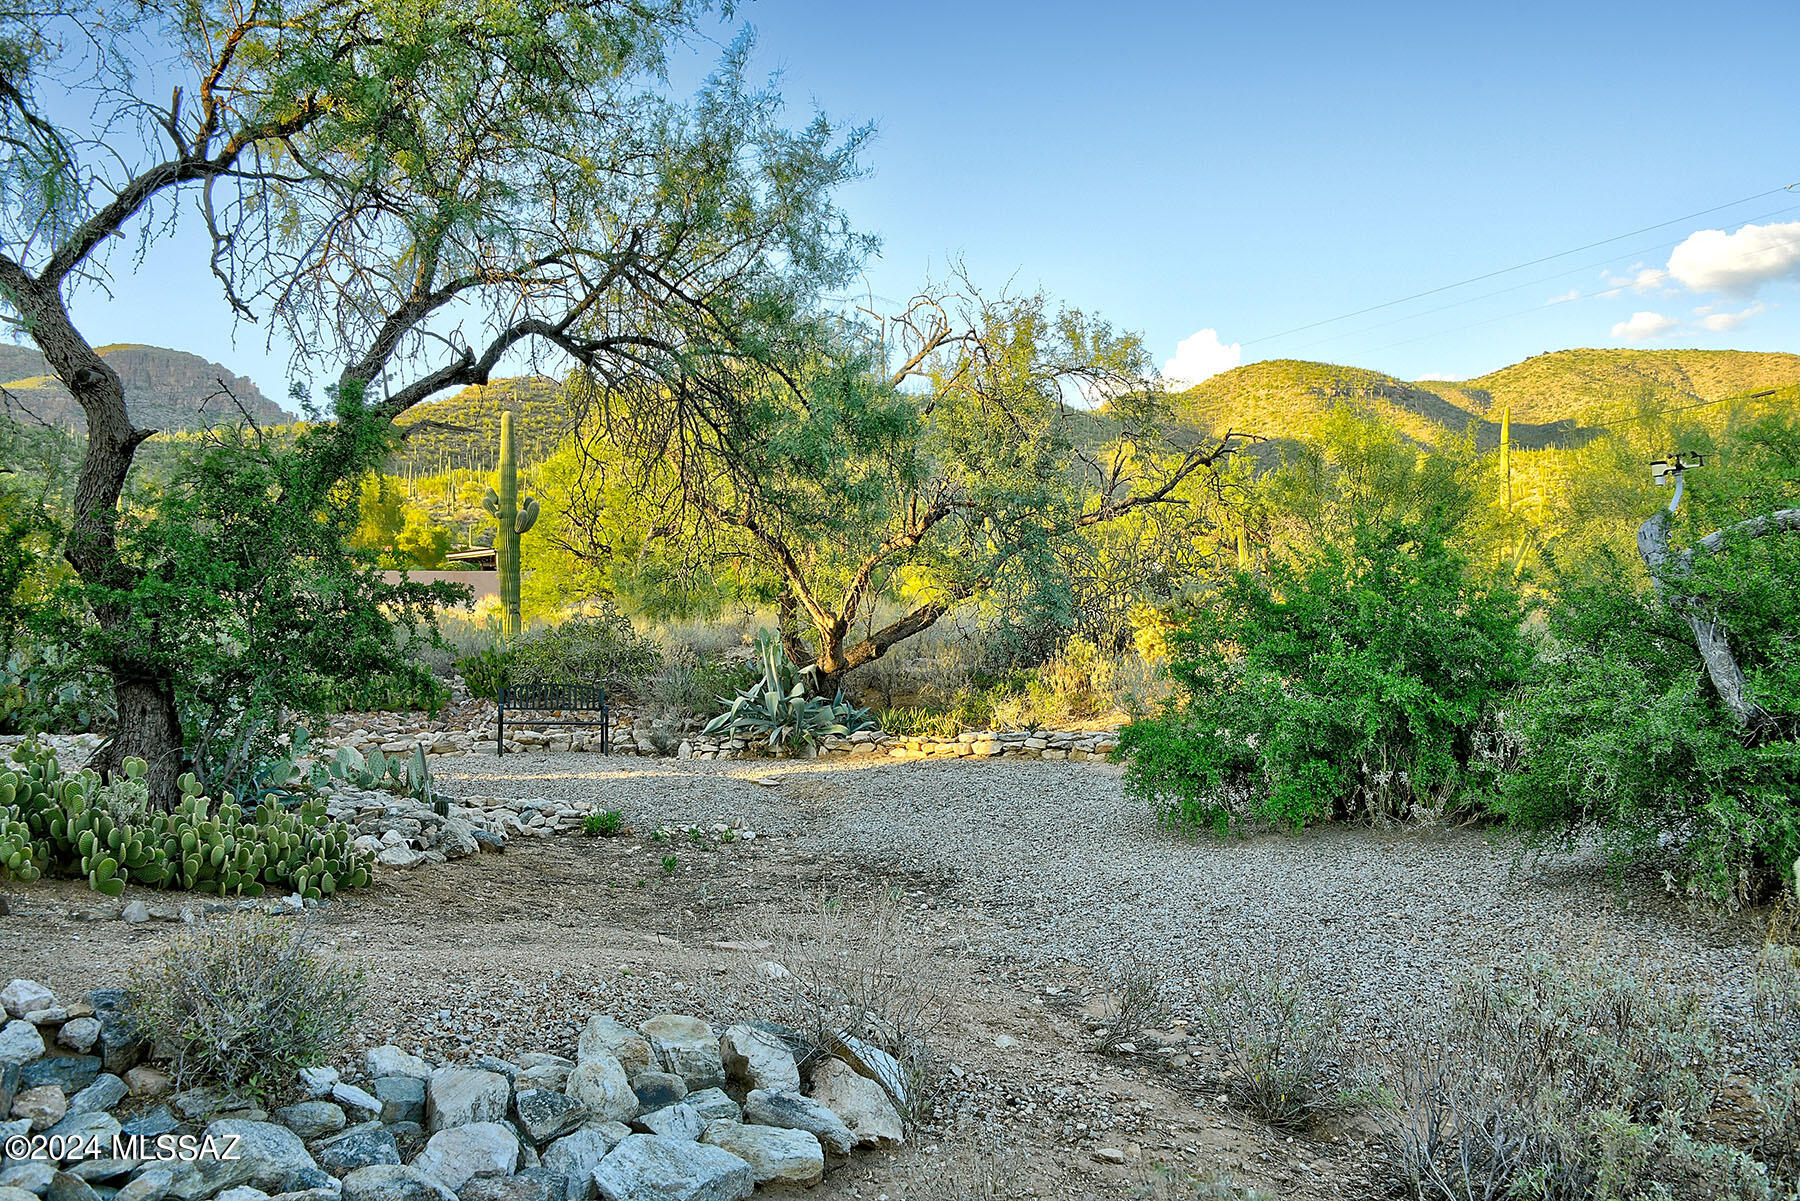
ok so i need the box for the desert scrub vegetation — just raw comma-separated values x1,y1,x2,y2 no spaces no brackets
130,912,363,1099
1372,949,1800,1201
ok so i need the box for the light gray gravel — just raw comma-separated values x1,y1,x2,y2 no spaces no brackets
436,753,1764,1027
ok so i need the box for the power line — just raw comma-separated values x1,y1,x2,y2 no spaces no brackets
1243,182,1800,347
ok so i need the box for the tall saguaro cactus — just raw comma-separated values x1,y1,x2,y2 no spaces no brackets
482,411,539,638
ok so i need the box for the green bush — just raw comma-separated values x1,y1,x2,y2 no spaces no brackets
583,810,623,836
0,740,373,899
1495,547,1800,905
130,911,362,1098
1117,519,1526,834
455,643,513,700
300,670,448,715
504,603,661,696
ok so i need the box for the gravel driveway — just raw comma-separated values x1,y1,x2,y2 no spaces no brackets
437,753,1763,1027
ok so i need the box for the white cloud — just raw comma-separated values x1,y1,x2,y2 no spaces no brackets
1162,328,1242,388
1600,266,1669,295
1611,310,1678,342
1696,301,1766,332
1545,289,1580,305
1666,221,1800,294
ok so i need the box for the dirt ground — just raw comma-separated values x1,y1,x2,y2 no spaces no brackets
4,817,1371,1200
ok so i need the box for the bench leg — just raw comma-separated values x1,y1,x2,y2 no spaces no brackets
497,705,505,756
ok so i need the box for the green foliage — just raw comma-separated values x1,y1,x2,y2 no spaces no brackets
321,743,436,807
302,670,448,716
1120,516,1526,833
456,643,514,700
1496,547,1800,906
0,740,374,898
129,912,363,1099
504,604,661,696
583,810,623,837
703,631,875,751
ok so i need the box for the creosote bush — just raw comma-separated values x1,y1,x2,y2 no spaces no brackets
1093,953,1166,1056
130,912,363,1099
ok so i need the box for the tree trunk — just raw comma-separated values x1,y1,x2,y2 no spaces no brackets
1637,504,1791,734
1,261,184,805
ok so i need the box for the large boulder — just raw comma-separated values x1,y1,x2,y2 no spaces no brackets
67,1075,127,1116
12,1084,67,1131
425,1071,509,1133
698,1124,823,1188
512,1092,585,1144
20,1058,98,1094
717,1026,798,1094
627,1105,702,1142
588,1136,751,1201
372,1078,425,1127
340,1166,455,1201
112,1168,175,1201
573,1021,647,1079
678,1091,739,1124
193,1120,320,1197
408,1124,518,1192
560,1061,632,1125
807,1057,903,1148
273,1103,347,1142
538,1128,625,1201
740,1090,853,1157
626,1074,684,1114
456,1169,560,1201
635,1018,722,1091
85,990,145,1077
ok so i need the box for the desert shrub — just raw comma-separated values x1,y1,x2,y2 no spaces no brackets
299,669,448,715
1118,519,1526,835
583,810,623,836
1375,953,1798,1201
745,883,948,1129
1496,548,1800,906
503,602,662,696
641,652,758,723
877,705,963,737
1187,951,1349,1130
130,912,362,1098
455,643,513,700
1093,953,1166,1056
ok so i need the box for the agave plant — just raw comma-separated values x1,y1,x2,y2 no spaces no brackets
703,632,875,752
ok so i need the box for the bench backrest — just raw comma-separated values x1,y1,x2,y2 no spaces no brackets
498,682,608,711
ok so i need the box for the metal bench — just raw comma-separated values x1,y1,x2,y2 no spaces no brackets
495,682,610,755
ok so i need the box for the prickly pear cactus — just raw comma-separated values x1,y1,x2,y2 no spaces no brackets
481,410,538,639
0,741,374,900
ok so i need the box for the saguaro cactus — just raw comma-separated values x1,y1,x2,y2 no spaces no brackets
481,411,540,638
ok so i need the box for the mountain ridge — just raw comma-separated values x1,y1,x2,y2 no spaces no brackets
0,343,289,431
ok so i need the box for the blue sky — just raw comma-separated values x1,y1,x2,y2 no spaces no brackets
59,0,1800,404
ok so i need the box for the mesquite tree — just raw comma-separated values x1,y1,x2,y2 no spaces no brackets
0,0,866,804
562,281,1255,690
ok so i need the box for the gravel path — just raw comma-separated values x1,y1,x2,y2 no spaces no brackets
437,753,1764,1027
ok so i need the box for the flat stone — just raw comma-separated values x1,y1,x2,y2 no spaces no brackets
68,1075,127,1116
626,1074,684,1115
330,1085,381,1120
573,1021,647,1078
588,1135,752,1201
538,1129,624,1201
112,1168,174,1201
1,983,55,1022
627,1105,702,1142
0,1022,44,1066
215,1189,271,1201
121,902,151,925
371,1079,425,1127
0,1187,41,1201
825,1033,906,1109
315,1126,401,1176
274,1103,347,1141
54,1022,100,1057
42,1112,120,1159
408,1123,518,1192
194,1120,319,1197
119,1107,179,1140
44,1173,99,1201
807,1057,903,1147
173,1087,247,1122
297,1068,339,1100
635,1018,722,1091
84,993,143,1077
265,1189,341,1201
12,1084,67,1132
425,1071,508,1133
339,1166,454,1201
20,1058,98,1095
512,1092,585,1144
717,1026,798,1094
677,1091,739,1125
740,1090,853,1157
455,1167,562,1201
561,1062,632,1125
698,1123,822,1187
363,1050,430,1083
63,1160,135,1184
0,1165,53,1195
